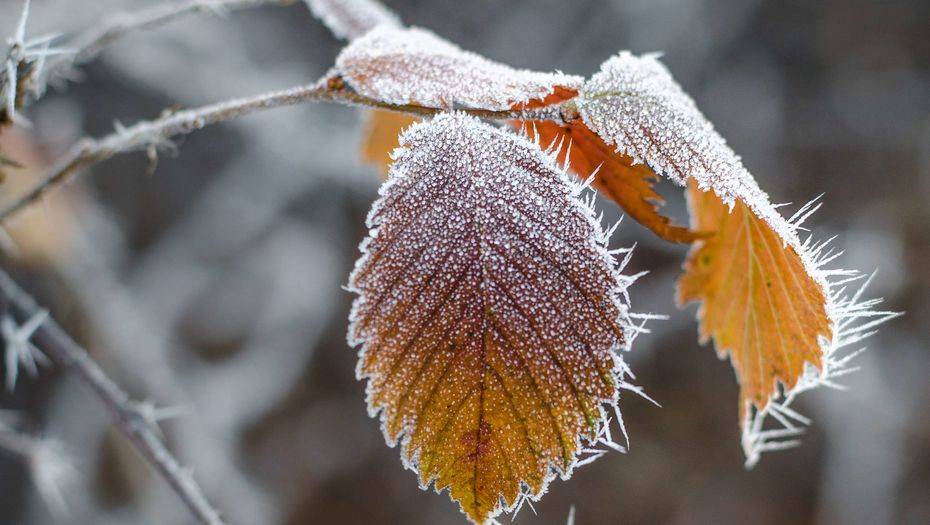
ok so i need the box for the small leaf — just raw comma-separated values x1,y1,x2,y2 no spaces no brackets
336,26,583,111
677,181,830,415
577,51,771,210
577,52,833,407
516,120,701,243
349,113,633,524
577,51,892,462
359,109,419,176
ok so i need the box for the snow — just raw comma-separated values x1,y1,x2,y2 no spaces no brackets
336,26,584,111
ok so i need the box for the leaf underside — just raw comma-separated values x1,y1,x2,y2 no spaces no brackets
677,181,831,416
576,51,836,425
349,114,628,524
518,120,701,243
359,109,420,176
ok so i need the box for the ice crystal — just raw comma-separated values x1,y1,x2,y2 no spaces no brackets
2,310,50,390
336,26,584,111
347,113,636,523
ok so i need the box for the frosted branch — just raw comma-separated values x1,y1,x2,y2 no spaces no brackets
304,0,401,40
2,0,296,121
0,268,226,525
0,73,571,222
43,0,296,87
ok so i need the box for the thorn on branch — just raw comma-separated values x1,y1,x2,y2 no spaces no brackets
1,0,73,125
2,308,51,390
0,269,227,525
130,399,188,438
144,145,160,177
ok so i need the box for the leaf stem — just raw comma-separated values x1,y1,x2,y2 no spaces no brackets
0,73,570,222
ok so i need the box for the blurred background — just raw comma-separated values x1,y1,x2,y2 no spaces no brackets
0,0,928,523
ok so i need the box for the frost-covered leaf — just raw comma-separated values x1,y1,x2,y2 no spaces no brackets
349,113,634,523
577,52,760,204
516,120,700,243
336,26,584,111
304,0,401,41
359,109,419,176
578,51,894,463
677,181,829,413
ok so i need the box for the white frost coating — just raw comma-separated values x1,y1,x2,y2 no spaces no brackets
2,309,50,390
336,26,584,111
740,231,900,467
304,0,401,40
577,52,784,231
578,51,897,465
347,113,641,522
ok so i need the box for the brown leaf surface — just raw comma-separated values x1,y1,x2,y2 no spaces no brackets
359,109,419,176
517,120,701,243
677,181,831,415
350,114,630,524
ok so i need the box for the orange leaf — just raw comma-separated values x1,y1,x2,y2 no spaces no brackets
510,85,579,110
350,114,633,524
358,87,571,179
575,52,885,462
518,120,701,243
359,109,419,176
677,181,831,417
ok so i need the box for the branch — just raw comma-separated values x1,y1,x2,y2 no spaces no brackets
0,268,226,525
44,0,297,87
304,0,401,40
0,73,570,222
1,0,297,123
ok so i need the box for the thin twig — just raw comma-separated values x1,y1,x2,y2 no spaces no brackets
1,0,296,123
0,74,569,222
0,268,226,525
42,0,297,93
